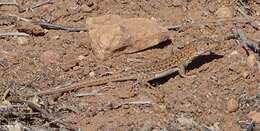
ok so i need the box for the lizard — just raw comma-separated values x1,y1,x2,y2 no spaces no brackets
16,42,221,98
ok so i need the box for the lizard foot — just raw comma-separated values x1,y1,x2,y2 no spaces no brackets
133,80,154,89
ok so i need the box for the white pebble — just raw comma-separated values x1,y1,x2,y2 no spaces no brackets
17,37,29,45
247,54,257,68
89,71,95,77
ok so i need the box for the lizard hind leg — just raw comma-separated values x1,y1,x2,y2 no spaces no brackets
178,65,196,79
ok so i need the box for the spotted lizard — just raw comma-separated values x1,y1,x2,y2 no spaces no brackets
16,42,221,98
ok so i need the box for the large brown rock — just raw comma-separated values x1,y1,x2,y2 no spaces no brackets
86,15,169,60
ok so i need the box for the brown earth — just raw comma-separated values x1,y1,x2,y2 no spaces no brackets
0,0,259,131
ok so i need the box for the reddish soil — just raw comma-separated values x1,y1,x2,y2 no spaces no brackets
0,0,259,131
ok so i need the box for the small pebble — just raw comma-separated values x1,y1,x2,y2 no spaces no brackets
73,66,80,71
0,58,8,68
208,3,217,13
256,11,260,16
215,7,233,18
78,55,85,60
229,50,238,57
81,4,92,12
52,35,60,40
17,37,29,45
247,54,257,68
141,120,152,131
227,98,239,113
40,50,61,65
89,71,95,77
177,116,197,128
202,11,209,17
247,111,260,123
61,55,79,71
207,122,222,131
242,71,250,78
6,122,22,131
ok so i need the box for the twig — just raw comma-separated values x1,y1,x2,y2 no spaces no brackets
0,13,37,23
111,100,154,109
40,116,65,127
74,87,106,97
0,104,25,111
30,0,54,10
9,98,54,122
9,98,78,130
53,81,74,89
0,0,26,13
238,120,257,131
0,32,29,37
235,6,259,30
0,0,53,12
33,21,88,32
124,101,153,105
0,14,87,33
238,0,251,10
167,17,253,30
75,92,103,97
0,0,16,5
1,88,10,101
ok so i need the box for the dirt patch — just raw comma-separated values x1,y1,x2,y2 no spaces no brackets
0,0,259,130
